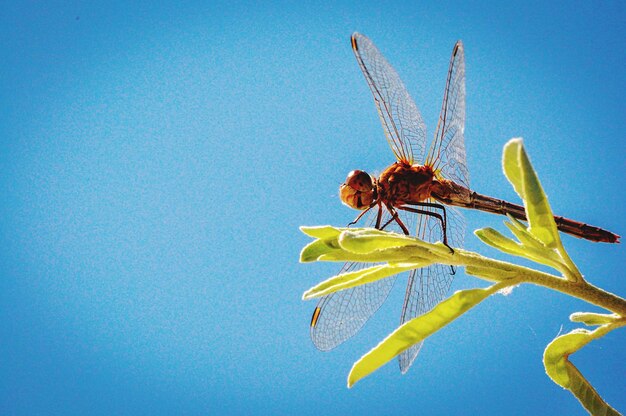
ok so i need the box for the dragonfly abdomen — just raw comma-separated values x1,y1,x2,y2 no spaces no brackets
469,192,619,243
432,180,619,243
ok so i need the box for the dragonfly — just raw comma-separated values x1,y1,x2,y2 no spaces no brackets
309,32,620,374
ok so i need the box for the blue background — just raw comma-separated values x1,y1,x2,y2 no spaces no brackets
1,2,624,415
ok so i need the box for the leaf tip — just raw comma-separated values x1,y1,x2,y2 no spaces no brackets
347,367,361,388
299,250,317,263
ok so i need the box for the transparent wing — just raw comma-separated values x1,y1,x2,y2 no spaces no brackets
310,207,416,351
426,41,469,189
351,32,427,165
310,263,397,351
399,41,468,371
398,203,465,373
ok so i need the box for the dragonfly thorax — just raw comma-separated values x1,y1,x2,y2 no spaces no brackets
339,170,377,210
377,163,436,205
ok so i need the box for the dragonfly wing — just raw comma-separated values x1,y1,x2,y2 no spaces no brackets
351,32,427,165
398,204,465,373
311,265,397,351
426,41,469,189
310,207,416,351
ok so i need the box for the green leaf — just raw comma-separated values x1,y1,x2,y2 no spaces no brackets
475,227,523,255
348,285,501,387
299,225,343,239
570,312,620,326
502,139,524,198
300,238,342,262
338,229,451,257
301,228,444,264
543,326,621,416
476,223,565,273
338,229,422,253
518,143,560,247
465,265,517,281
318,246,432,264
544,329,591,388
503,224,567,270
302,263,418,300
504,218,545,250
502,139,560,248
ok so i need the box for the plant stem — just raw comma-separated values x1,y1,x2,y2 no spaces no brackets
525,276,626,317
448,249,626,316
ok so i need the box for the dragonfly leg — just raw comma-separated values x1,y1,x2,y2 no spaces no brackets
381,203,410,235
399,203,456,274
380,215,395,231
374,203,383,229
348,206,373,227
398,203,453,252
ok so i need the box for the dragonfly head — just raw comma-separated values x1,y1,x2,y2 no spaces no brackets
340,170,377,210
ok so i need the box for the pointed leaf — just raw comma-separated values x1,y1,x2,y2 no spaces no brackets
506,214,530,233
569,312,620,327
475,227,524,256
502,139,560,248
316,246,431,264
504,220,544,250
518,143,560,248
502,138,524,199
348,286,501,387
300,238,342,262
543,325,621,416
300,225,343,239
338,229,423,253
303,263,417,300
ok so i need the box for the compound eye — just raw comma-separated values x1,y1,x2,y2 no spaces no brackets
345,170,373,192
339,170,375,210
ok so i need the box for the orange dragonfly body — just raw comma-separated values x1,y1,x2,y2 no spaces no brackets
310,33,619,374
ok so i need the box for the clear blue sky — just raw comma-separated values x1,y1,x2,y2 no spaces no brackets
1,1,624,415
